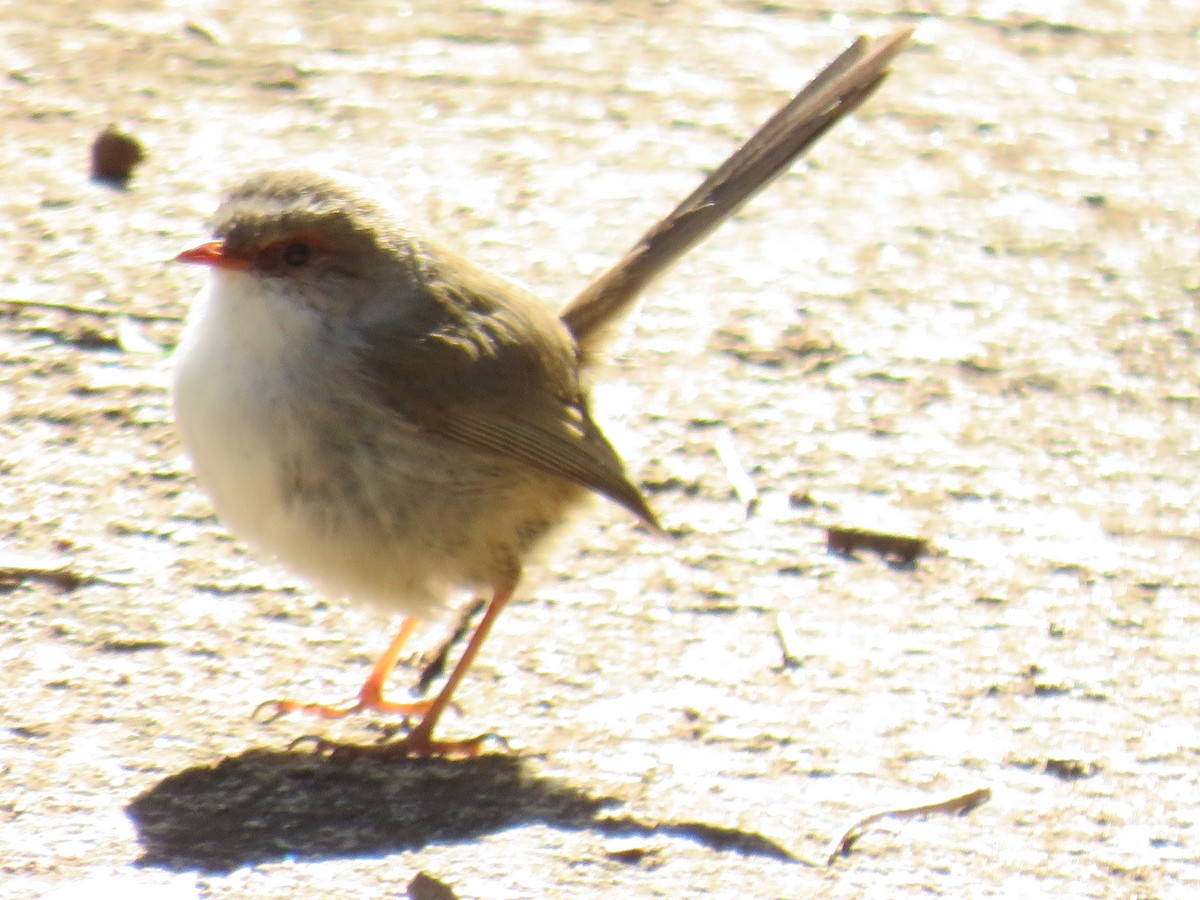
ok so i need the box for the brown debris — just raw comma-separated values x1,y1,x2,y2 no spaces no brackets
90,126,145,186
603,836,665,865
1044,759,1100,780
826,526,928,564
408,871,458,900
185,19,226,44
0,557,90,591
711,322,842,372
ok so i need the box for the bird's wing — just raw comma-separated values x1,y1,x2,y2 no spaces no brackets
357,243,658,526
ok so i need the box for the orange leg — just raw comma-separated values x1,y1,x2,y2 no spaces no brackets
308,583,516,759
256,616,436,722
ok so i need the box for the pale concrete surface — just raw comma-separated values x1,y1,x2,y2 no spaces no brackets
1,1,1197,897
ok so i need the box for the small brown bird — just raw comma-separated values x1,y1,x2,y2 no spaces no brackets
172,29,912,757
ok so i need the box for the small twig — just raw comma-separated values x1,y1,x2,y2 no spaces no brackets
415,595,488,695
714,427,759,516
0,295,184,324
824,786,992,865
774,610,803,669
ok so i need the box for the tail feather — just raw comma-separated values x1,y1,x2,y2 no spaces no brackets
559,28,913,358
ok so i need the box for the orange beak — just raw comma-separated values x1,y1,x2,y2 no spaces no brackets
175,240,251,271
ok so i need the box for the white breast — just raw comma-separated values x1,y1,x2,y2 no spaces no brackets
173,273,319,559
171,272,568,616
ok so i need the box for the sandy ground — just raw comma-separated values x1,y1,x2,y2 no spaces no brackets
1,1,1198,897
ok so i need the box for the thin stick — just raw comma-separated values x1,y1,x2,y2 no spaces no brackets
824,787,992,865
0,296,184,324
715,427,759,515
774,610,803,668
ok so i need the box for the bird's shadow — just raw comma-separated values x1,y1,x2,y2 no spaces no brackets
128,747,803,874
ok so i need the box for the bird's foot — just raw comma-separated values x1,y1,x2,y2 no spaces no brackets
289,727,508,760
253,693,439,723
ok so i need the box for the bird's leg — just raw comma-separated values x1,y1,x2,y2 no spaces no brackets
256,616,437,721
306,582,516,758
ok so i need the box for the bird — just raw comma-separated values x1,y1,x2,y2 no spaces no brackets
171,28,912,758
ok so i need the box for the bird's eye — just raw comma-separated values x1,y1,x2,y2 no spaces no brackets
282,241,310,267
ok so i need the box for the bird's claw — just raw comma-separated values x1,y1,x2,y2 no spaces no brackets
288,728,508,760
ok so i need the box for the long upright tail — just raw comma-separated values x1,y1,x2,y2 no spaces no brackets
559,28,913,357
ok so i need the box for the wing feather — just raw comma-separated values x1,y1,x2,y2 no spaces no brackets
357,238,658,527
